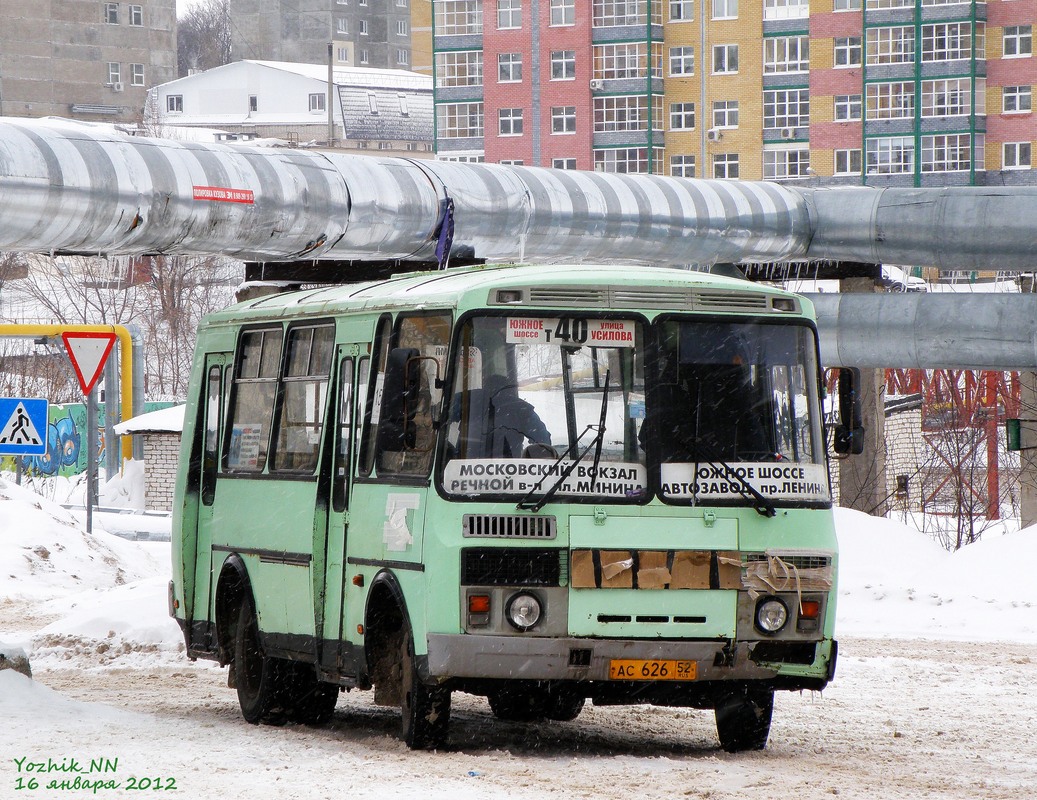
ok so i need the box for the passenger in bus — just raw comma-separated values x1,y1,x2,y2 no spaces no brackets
452,374,552,458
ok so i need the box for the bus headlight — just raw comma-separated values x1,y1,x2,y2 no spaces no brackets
754,597,789,634
505,592,542,631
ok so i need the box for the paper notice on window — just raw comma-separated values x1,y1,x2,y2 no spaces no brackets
506,318,636,348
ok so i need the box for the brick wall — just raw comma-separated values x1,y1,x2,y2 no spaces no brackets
143,433,181,512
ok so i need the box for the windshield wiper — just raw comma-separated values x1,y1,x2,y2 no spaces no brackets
674,436,776,518
517,370,610,512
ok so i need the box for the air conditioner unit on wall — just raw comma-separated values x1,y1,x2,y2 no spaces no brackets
780,127,796,139
112,82,124,92
589,78,604,91
706,128,722,142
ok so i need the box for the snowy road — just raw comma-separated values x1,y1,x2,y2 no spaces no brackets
5,636,1035,800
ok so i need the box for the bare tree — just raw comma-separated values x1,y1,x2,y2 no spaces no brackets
178,0,232,77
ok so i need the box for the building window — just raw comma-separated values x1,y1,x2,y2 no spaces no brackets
834,148,862,175
360,19,368,35
397,49,410,65
669,0,693,21
129,4,143,25
1004,26,1032,58
367,93,379,114
437,102,484,138
551,0,575,25
921,22,976,62
551,50,576,80
669,102,695,130
866,136,914,174
498,53,523,82
337,17,348,33
921,133,974,172
499,107,524,136
712,153,739,179
593,147,663,174
552,106,577,133
435,0,483,35
834,37,862,67
594,95,663,132
763,147,810,179
593,0,661,27
866,82,914,120
763,88,809,128
594,43,663,80
130,63,144,86
167,94,183,113
670,154,695,177
337,47,350,62
669,46,695,76
104,2,118,23
436,50,483,87
866,0,911,8
763,0,808,21
378,142,394,151
922,78,975,117
398,93,410,115
833,0,861,10
834,94,862,121
712,44,738,74
107,62,121,84
1004,142,1031,169
553,158,578,169
498,0,521,29
310,93,326,112
249,95,258,112
712,100,738,128
1003,85,1032,114
764,36,809,74
867,27,914,65
396,19,409,35
359,48,369,64
712,0,737,17
499,159,524,165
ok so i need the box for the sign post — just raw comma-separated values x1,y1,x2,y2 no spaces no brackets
62,331,117,535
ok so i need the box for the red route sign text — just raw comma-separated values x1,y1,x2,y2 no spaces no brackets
192,185,255,204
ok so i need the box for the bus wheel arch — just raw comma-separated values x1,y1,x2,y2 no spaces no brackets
214,554,251,667
364,571,407,703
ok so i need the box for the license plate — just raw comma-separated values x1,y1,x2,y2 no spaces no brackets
608,659,697,681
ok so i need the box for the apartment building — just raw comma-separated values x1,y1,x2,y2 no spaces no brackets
229,0,415,71
429,0,1035,185
0,0,176,124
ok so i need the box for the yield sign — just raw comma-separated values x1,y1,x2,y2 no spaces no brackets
62,331,117,395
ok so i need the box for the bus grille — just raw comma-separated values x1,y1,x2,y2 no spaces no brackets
461,548,563,586
462,514,557,539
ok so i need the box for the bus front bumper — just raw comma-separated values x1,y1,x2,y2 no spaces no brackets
426,634,806,683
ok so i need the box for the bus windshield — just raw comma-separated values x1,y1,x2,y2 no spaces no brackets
651,318,828,505
440,314,648,502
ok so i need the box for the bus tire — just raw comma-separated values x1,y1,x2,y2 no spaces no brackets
281,662,339,726
233,600,285,726
544,687,585,722
714,686,774,752
400,623,450,750
487,686,549,722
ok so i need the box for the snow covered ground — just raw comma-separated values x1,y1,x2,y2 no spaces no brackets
2,475,1036,798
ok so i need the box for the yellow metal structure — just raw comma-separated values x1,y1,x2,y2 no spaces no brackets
0,324,134,461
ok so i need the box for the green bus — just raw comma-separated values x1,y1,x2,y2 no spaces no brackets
170,262,848,751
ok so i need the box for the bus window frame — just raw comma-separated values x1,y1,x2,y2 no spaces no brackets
221,323,285,475
357,314,393,478
433,307,652,506
332,355,355,513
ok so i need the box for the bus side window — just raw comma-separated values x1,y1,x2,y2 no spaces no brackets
272,324,335,473
358,315,392,477
201,365,222,506
225,327,283,472
332,358,354,513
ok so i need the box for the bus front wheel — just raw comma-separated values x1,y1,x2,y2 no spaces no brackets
714,686,774,752
399,624,451,750
233,600,285,725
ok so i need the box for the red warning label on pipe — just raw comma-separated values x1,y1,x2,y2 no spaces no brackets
193,185,255,204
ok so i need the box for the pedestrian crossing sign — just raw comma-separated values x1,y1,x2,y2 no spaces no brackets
0,397,49,456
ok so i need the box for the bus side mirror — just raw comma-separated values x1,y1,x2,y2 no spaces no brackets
833,367,865,455
378,347,421,451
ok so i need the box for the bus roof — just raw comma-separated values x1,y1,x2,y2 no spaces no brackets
204,263,809,326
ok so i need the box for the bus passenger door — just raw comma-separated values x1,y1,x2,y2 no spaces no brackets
321,345,360,673
194,354,228,650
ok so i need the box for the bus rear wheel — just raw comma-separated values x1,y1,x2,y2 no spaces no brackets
399,624,451,750
233,600,286,725
714,686,774,752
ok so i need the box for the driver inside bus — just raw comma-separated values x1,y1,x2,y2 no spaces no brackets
452,374,553,458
